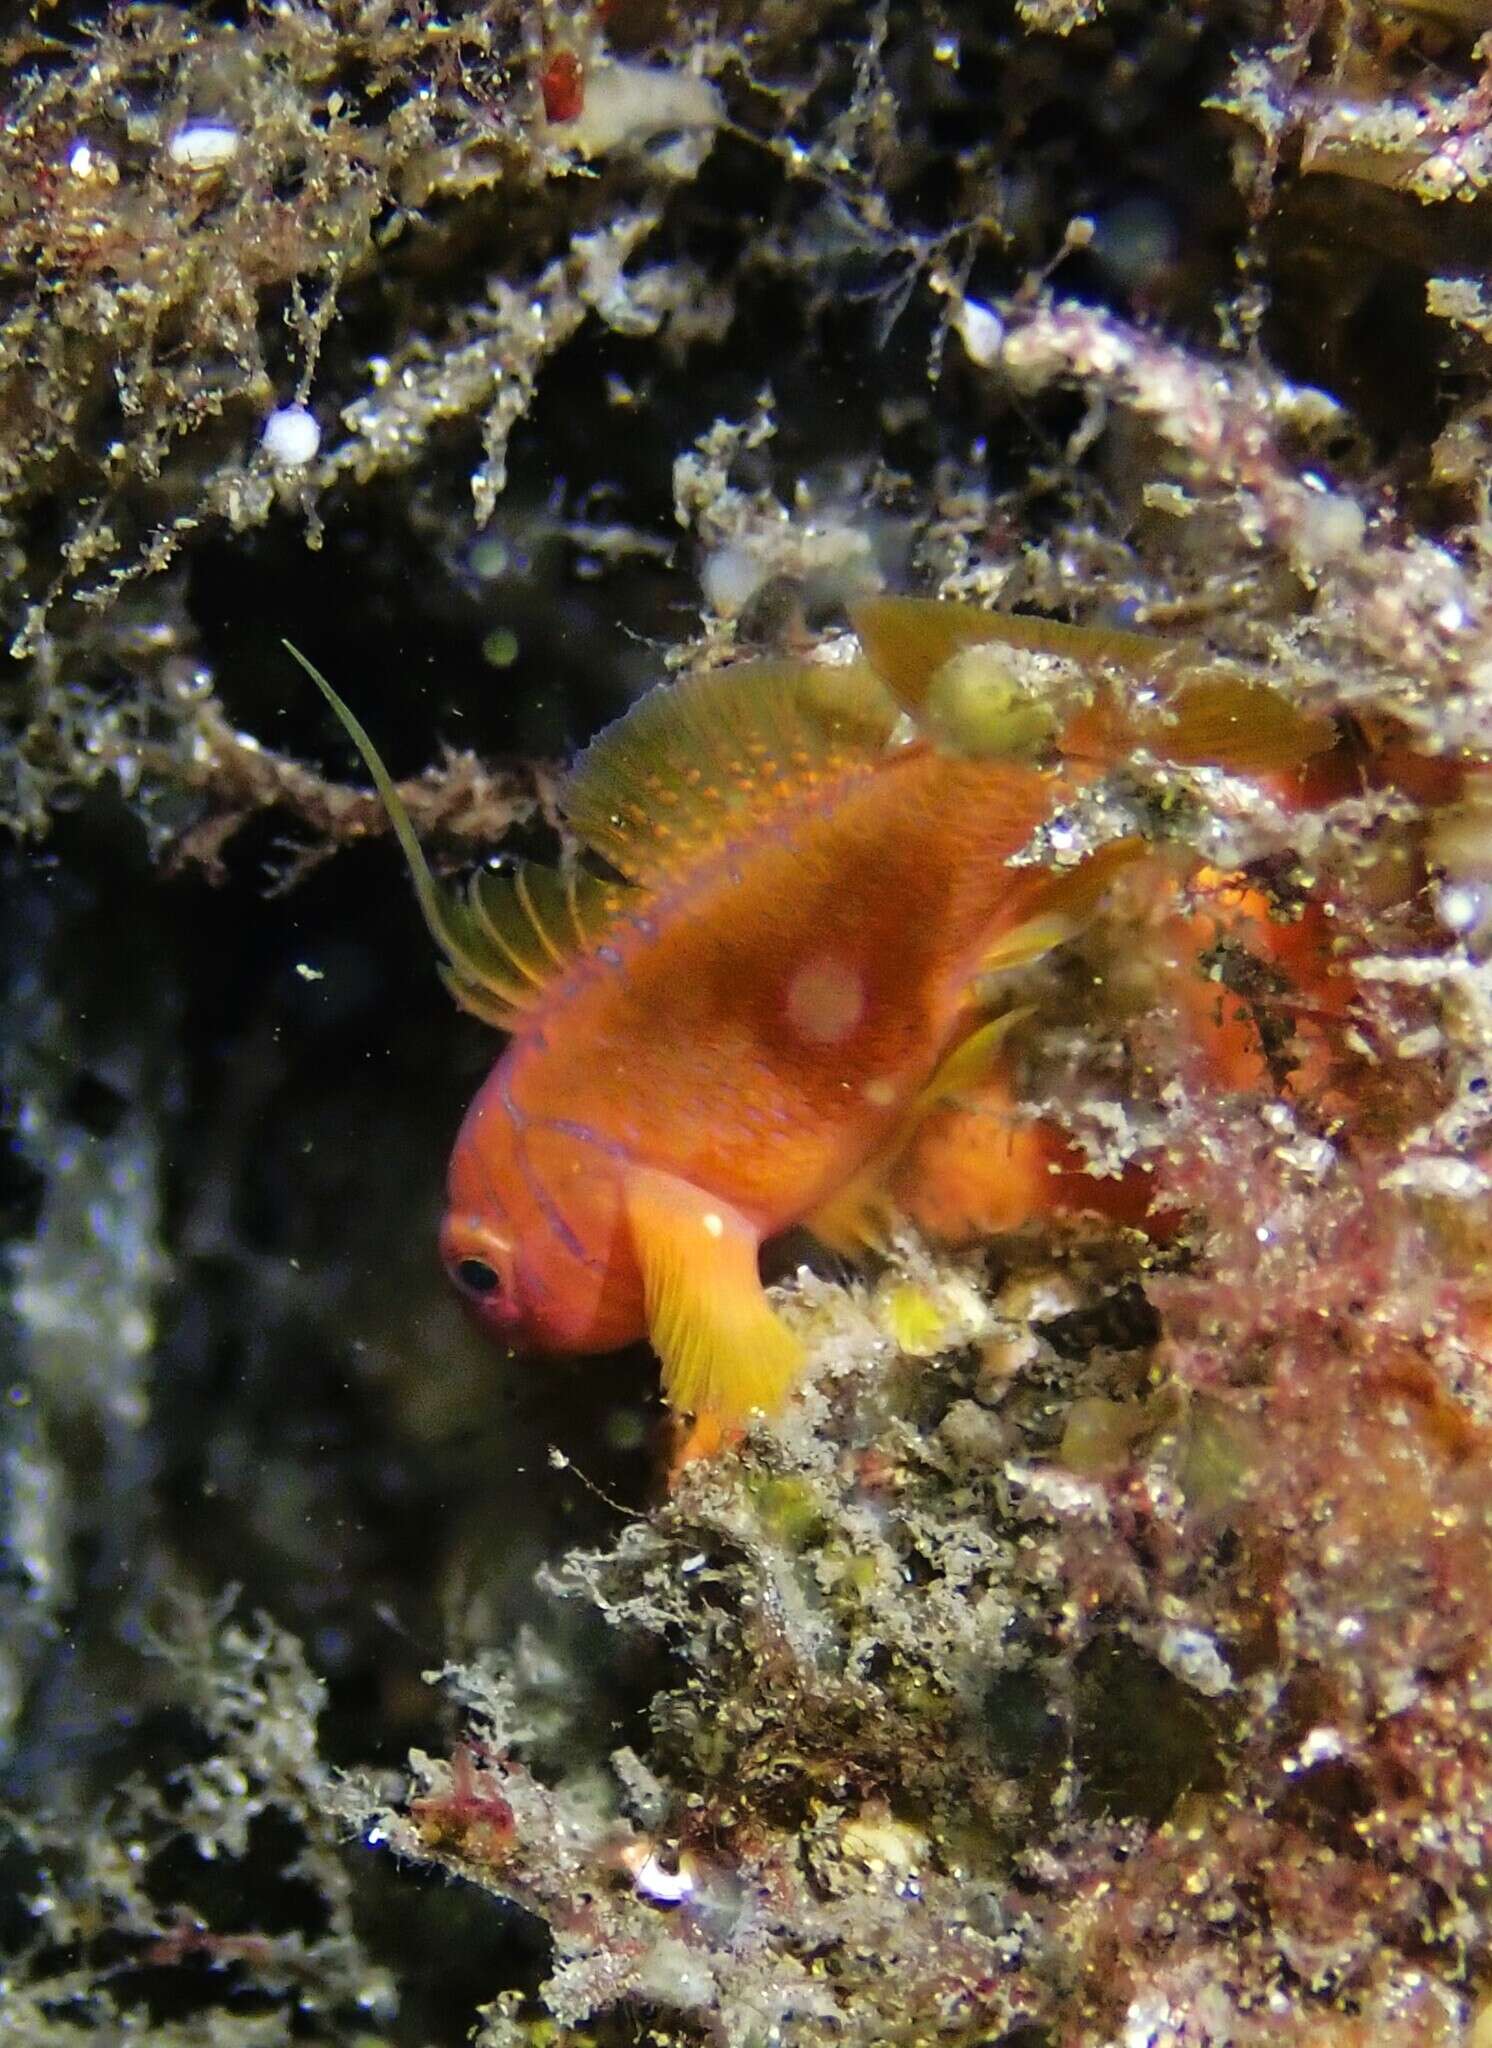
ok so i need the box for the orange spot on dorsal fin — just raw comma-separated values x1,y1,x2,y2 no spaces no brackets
561,656,900,891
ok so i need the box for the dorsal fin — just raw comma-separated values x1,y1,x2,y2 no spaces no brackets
441,858,631,1024
287,643,629,1029
852,596,1177,715
853,598,1335,776
561,656,900,890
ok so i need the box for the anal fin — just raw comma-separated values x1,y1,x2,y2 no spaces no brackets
624,1167,804,1430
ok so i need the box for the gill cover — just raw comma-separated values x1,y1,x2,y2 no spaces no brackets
287,643,626,1028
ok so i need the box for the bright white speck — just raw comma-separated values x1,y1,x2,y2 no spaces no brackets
953,296,1004,368
628,1851,694,1906
1439,882,1486,932
295,962,324,983
67,141,96,178
168,122,239,171
262,406,321,468
701,1212,724,1239
1292,1725,1346,1771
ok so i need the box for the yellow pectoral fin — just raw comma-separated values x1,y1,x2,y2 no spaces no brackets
624,1167,804,1428
915,1009,1033,1110
979,838,1147,980
805,1011,1032,1257
805,1173,897,1257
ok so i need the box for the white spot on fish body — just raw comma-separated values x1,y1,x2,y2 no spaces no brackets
786,955,865,1046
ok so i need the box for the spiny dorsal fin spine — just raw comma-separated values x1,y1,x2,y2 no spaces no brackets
466,872,549,990
289,641,629,1029
514,867,563,970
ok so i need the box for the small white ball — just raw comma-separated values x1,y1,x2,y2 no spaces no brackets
262,405,321,469
167,122,239,171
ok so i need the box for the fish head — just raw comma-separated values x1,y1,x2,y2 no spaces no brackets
439,1190,528,1344
441,1069,640,1356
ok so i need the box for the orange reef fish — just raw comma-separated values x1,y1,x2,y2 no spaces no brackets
294,600,1328,1452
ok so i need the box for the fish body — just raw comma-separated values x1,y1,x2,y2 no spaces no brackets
295,599,1330,1445
448,743,1085,1354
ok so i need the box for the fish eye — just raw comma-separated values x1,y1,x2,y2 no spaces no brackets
454,1256,501,1298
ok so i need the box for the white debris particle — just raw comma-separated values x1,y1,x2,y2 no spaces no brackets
1006,1461,1111,1522
294,963,325,983
167,122,239,171
262,406,322,469
1292,488,1366,563
1157,1625,1233,1698
1382,1154,1492,1200
1393,1024,1444,1060
629,1933,713,2006
952,296,1004,368
556,62,721,162
1289,1725,1347,1772
701,544,767,616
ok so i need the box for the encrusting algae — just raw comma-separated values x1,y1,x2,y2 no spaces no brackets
299,596,1339,1460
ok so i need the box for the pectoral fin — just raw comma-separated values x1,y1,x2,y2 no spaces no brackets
978,838,1146,980
804,1176,898,1258
624,1167,804,1428
805,1010,1032,1255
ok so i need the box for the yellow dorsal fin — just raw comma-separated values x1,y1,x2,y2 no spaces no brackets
1146,676,1334,774
561,656,900,890
287,643,628,1028
852,596,1175,716
854,597,1333,777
